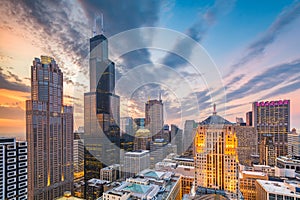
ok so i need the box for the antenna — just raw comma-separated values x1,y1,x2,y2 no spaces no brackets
101,13,104,34
213,103,217,115
92,13,104,36
159,91,162,101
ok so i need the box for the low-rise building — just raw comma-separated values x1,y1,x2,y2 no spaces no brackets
239,171,268,200
100,164,121,182
256,180,300,200
275,156,300,178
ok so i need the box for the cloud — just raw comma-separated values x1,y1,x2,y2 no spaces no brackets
227,59,300,102
0,67,30,92
162,0,235,69
229,1,300,71
0,106,24,120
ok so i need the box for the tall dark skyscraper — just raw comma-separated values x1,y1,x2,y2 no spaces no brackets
26,56,74,200
84,31,120,198
253,100,290,166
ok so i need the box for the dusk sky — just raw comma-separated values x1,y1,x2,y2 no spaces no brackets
0,0,300,140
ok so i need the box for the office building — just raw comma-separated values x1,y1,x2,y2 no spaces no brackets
246,111,253,126
145,98,164,140
73,132,84,198
239,171,268,200
149,138,168,168
86,179,110,200
163,124,170,142
100,164,121,182
123,150,150,178
26,56,73,200
288,128,300,156
235,125,258,166
256,179,300,200
120,117,134,136
134,128,151,151
194,105,239,199
84,30,120,194
0,137,28,200
183,120,197,156
133,118,145,133
253,100,290,165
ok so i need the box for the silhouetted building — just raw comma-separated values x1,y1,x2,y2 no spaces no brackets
26,56,73,199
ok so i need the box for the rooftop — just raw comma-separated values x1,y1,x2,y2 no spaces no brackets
200,114,232,125
256,180,300,197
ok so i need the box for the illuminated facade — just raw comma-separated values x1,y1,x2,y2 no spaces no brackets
84,32,120,198
194,107,239,199
26,56,73,200
253,100,290,166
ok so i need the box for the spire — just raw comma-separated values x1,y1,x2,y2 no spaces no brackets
213,103,217,115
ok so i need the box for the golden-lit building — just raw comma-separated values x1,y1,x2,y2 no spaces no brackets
239,171,268,200
194,105,239,199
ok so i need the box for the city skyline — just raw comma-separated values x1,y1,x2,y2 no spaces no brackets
1,1,300,139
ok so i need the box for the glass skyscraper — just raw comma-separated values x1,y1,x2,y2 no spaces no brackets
26,56,74,200
84,33,120,199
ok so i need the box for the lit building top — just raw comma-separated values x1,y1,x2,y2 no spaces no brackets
254,99,290,107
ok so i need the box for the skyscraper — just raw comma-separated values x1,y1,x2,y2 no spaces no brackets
26,56,74,199
246,111,253,126
183,120,197,155
84,31,120,195
194,106,239,199
0,137,28,200
145,98,164,140
253,100,290,165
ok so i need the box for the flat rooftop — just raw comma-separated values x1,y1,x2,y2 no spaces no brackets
257,180,300,197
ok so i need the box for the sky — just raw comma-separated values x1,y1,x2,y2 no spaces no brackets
0,0,300,140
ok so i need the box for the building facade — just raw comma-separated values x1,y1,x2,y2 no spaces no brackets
235,125,258,166
124,150,150,178
288,128,300,156
253,100,290,166
246,111,253,126
74,132,84,198
26,56,73,200
194,109,239,199
0,137,28,200
183,120,197,156
145,99,164,140
84,32,120,197
120,117,134,136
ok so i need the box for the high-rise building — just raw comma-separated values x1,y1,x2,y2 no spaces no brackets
120,117,134,136
74,132,84,198
133,118,145,132
163,124,170,142
246,111,253,126
26,56,73,200
123,150,150,178
0,137,28,200
288,128,300,156
149,138,168,168
253,100,290,166
134,128,151,151
235,125,258,166
84,31,120,195
145,99,164,140
183,120,197,155
194,106,239,199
